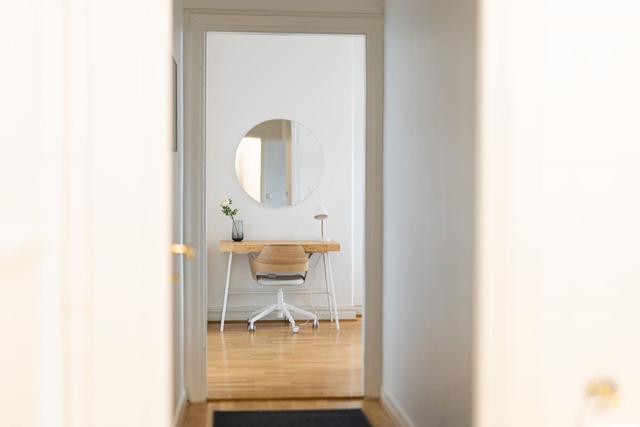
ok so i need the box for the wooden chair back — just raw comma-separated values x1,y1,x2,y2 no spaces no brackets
249,245,309,281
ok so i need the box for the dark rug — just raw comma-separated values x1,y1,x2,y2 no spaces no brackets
213,409,371,427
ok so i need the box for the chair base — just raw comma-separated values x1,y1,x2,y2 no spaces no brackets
248,288,318,333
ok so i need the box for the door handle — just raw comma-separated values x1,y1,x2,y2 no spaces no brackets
171,243,196,260
585,378,618,409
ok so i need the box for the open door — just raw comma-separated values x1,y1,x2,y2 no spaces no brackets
476,1,640,426
0,0,173,425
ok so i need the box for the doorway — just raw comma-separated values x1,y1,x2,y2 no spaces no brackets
205,31,365,399
183,11,383,402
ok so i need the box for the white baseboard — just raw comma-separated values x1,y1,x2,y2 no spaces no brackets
172,389,188,427
380,386,415,427
207,305,357,321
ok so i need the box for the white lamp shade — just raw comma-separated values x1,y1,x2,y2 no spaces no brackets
314,205,328,220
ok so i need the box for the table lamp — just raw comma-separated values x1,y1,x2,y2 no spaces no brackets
314,205,329,241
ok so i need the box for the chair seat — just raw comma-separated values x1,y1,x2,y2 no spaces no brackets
256,274,305,286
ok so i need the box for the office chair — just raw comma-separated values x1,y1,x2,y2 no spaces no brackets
247,245,319,333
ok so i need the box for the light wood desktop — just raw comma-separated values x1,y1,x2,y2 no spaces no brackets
219,240,340,253
218,240,341,332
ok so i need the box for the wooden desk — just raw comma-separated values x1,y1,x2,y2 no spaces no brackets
218,240,341,332
219,240,340,253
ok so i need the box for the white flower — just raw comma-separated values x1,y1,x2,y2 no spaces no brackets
220,198,231,207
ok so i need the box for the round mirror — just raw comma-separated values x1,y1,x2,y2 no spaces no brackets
235,119,323,207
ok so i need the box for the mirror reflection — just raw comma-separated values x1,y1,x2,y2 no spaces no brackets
235,119,323,207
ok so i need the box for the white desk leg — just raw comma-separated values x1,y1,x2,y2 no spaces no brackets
324,252,340,330
220,252,233,332
322,253,334,322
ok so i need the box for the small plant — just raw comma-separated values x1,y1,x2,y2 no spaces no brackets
220,197,242,240
220,197,239,221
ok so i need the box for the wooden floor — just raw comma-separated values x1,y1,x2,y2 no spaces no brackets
181,399,398,427
207,317,363,399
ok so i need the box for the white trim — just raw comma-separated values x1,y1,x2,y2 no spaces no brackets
172,389,188,427
208,305,358,321
380,387,416,427
183,8,208,403
186,8,384,19
184,9,383,402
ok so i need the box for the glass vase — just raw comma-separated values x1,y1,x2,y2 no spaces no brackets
231,220,244,242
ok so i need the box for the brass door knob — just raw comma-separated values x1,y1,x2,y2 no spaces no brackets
585,378,618,409
171,243,196,259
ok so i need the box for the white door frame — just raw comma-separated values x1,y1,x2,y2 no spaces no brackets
183,9,384,402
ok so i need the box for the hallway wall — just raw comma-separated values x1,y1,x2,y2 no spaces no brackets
382,0,477,426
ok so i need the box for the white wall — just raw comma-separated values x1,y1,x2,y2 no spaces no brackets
476,1,640,427
383,0,476,426
205,33,366,320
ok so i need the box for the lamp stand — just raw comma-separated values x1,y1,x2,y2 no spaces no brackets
319,220,331,241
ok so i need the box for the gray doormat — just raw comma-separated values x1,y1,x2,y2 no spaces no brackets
213,409,371,427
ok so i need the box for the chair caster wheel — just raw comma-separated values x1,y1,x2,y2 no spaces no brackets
312,320,320,329
292,325,300,333
247,323,256,332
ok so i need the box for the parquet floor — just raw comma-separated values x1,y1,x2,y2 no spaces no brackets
207,318,363,399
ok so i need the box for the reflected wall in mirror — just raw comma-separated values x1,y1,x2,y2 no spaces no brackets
235,119,323,207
